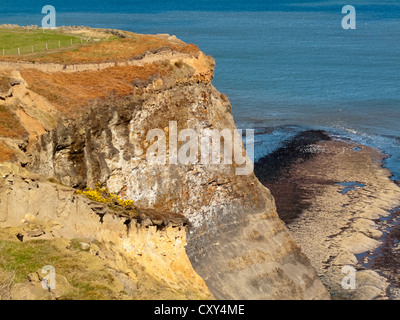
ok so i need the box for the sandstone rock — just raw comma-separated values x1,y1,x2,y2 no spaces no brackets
0,170,214,300
11,282,53,300
342,233,381,255
26,81,329,298
79,242,91,251
0,26,330,300
27,272,41,283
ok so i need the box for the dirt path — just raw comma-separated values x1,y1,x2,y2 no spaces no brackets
0,49,191,73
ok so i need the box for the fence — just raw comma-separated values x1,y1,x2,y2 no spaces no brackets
1,36,93,56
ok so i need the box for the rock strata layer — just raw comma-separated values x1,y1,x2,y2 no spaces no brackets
0,27,330,299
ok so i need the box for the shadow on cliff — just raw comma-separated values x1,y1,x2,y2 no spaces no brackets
254,130,333,225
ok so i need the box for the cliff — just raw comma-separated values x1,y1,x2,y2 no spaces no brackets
0,26,329,299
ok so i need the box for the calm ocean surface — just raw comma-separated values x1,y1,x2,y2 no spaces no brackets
1,1,399,179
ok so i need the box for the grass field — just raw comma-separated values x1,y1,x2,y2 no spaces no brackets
0,28,199,63
0,29,88,56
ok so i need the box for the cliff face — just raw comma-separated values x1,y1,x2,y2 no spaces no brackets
0,163,212,300
0,27,329,299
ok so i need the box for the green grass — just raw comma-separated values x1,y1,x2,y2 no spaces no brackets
0,29,86,56
0,239,66,283
0,237,121,299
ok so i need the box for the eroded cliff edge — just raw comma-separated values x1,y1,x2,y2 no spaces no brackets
0,26,329,299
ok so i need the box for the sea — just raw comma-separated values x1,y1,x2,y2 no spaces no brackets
1,0,399,180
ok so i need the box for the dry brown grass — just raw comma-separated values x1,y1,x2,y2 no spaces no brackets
0,142,16,163
0,75,12,93
0,267,15,300
21,62,171,114
2,36,199,64
0,106,27,139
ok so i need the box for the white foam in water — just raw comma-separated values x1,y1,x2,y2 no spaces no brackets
331,129,400,182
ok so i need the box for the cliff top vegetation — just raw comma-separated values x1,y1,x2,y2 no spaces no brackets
0,26,199,64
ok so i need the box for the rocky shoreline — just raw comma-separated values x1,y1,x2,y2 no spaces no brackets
255,130,400,300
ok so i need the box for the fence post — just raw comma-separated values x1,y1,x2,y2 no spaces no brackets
18,47,20,55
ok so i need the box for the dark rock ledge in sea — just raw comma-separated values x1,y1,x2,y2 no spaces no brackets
255,131,400,300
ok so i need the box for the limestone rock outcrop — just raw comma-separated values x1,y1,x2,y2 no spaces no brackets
0,26,329,299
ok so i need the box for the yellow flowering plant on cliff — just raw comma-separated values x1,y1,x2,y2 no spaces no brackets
75,183,136,215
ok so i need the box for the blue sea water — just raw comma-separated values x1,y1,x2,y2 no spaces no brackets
1,1,399,180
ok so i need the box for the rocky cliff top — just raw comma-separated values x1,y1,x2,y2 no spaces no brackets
0,26,214,165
